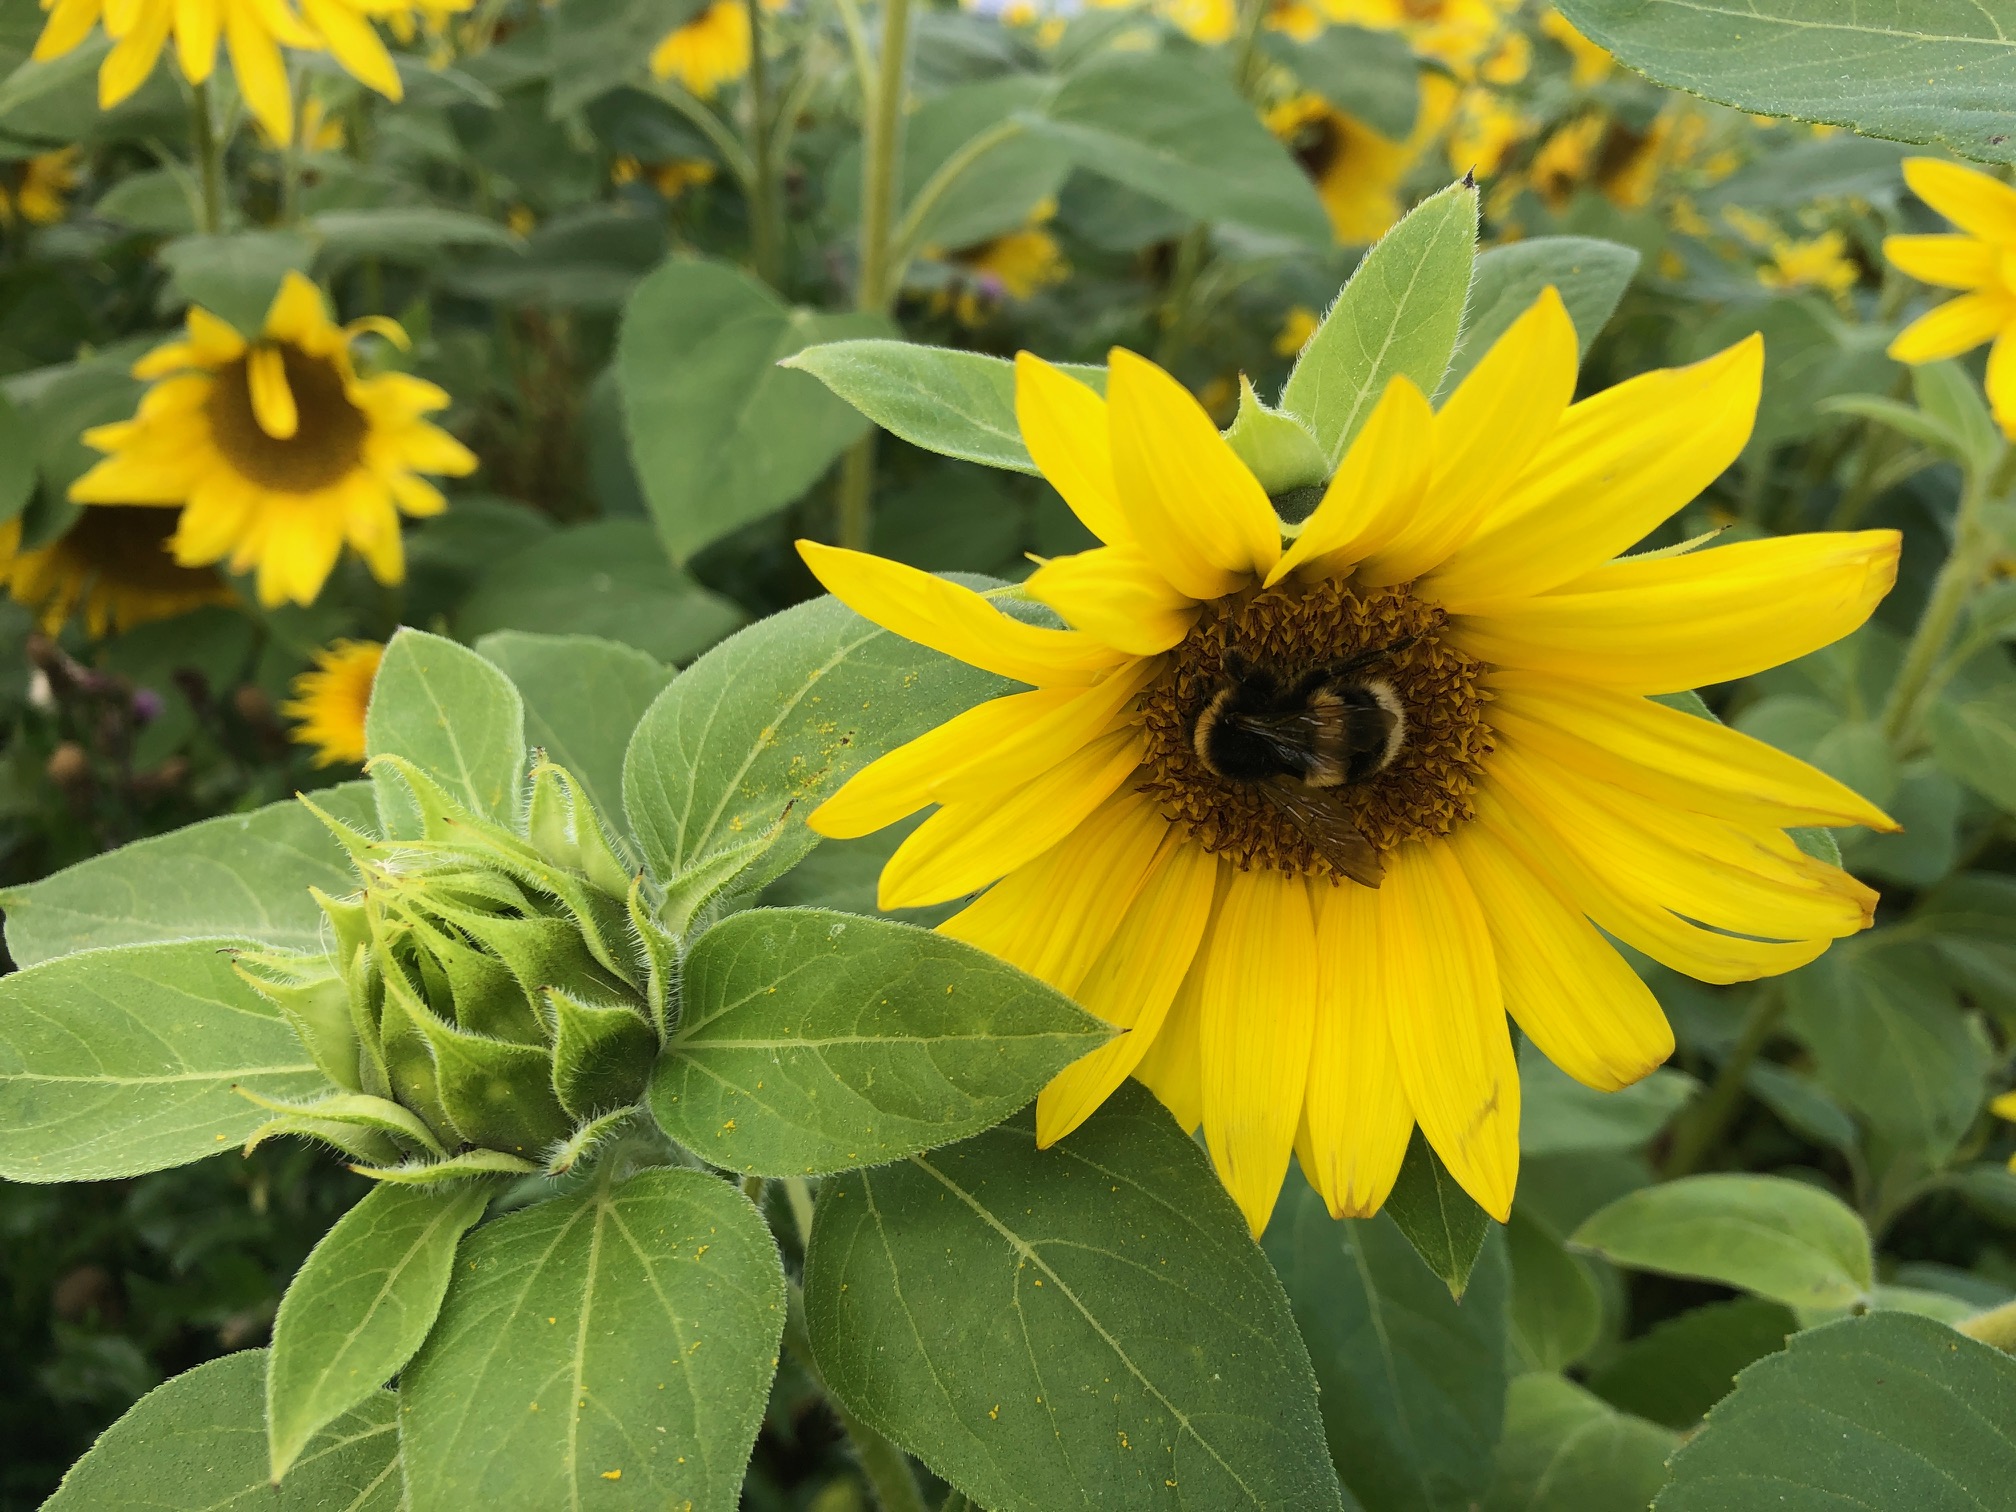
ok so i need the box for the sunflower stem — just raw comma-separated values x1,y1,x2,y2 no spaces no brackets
1662,981,1786,1179
784,1283,925,1512
743,0,782,286
1879,440,2016,748
190,79,225,235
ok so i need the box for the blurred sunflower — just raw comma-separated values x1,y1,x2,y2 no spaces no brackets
797,289,1899,1234
28,0,441,145
1539,7,1611,86
69,271,476,608
282,638,383,765
650,0,750,98
0,507,231,636
1266,92,1447,245
2,147,80,225
1885,158,2016,435
934,206,1069,326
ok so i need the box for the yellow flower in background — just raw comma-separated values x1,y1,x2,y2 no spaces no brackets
1885,158,2016,435
1265,0,1327,40
1540,7,1611,85
1275,306,1321,358
2,147,81,225
1723,208,1860,301
70,271,476,608
1156,0,1236,42
614,155,718,200
650,0,751,98
0,508,231,636
1992,1089,2016,1171
1267,91,1449,246
28,0,447,146
283,638,383,765
796,291,1899,1234
1330,0,1517,81
1446,88,1527,179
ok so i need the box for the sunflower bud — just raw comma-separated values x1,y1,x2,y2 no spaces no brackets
235,756,672,1181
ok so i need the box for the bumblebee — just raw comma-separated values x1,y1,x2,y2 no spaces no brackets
1190,641,1411,887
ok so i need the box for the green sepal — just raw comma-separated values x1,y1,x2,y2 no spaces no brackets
341,943,393,1100
408,1006,572,1157
627,876,678,1041
395,904,548,1045
544,1105,641,1176
525,760,574,871
232,951,363,1094
311,887,372,984
546,987,656,1120
245,1114,403,1166
233,1087,448,1158
1225,377,1329,495
297,791,383,869
366,753,528,859
657,800,800,938
350,1148,540,1184
425,897,626,1028
377,967,464,1148
527,760,636,901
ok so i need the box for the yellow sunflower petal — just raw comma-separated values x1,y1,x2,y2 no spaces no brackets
940,787,1173,995
1488,675,1899,833
1302,879,1414,1218
1199,865,1317,1236
877,727,1144,909
1450,530,1900,694
797,540,1127,687
1034,834,1217,1146
1133,920,1211,1134
1264,375,1432,587
174,0,220,82
33,0,103,60
99,0,170,106
224,0,294,145
1106,347,1280,598
385,471,447,517
247,345,299,439
1475,785,1830,984
1992,1090,2016,1121
256,501,344,607
1903,157,2016,247
1356,287,1579,587
263,270,329,345
387,421,476,477
1450,822,1673,1092
930,656,1158,805
1988,328,2016,437
1014,353,1129,546
1888,291,2014,364
1428,334,1763,608
1884,233,1997,291
1379,839,1518,1223
1024,544,1200,655
300,0,402,98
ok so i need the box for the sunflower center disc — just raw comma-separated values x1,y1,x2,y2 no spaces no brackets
204,343,369,493
1136,576,1495,878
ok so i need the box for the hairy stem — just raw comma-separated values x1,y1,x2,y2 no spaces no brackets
1663,983,1787,1179
191,79,225,235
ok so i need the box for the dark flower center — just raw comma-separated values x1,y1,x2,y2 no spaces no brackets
204,343,368,493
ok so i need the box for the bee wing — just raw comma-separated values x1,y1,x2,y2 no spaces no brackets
1231,707,1346,782
1259,780,1385,888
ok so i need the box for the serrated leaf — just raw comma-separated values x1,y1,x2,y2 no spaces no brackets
1282,179,1477,463
267,1181,491,1480
1569,1173,1872,1310
43,1351,400,1511
651,907,1108,1175
366,628,527,837
1264,1172,1510,1512
1,783,376,967
1553,0,2016,165
400,1167,784,1512
1656,1311,2016,1509
0,941,327,1181
804,1086,1346,1512
1385,1128,1494,1298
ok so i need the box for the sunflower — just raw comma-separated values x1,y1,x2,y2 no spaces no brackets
796,290,1899,1234
69,272,475,609
936,212,1070,326
650,0,751,98
0,507,231,636
1540,7,1612,86
1266,92,1447,246
1885,159,2016,436
2,147,81,225
281,638,382,765
27,0,444,146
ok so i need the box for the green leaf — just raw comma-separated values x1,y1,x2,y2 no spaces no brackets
1484,1374,1677,1512
267,1181,491,1481
547,0,705,114
1224,380,1329,494
1913,872,2016,1018
1552,0,2016,165
1656,1311,2016,1509
1,783,376,967
652,907,1108,1175
310,206,522,268
457,520,745,664
782,341,1107,474
156,231,317,334
1443,236,1639,392
804,1086,1346,1512
1520,1044,1698,1158
0,389,33,527
476,631,674,831
44,1351,401,1512
1281,179,1477,464
1569,1173,1873,1310
1384,1128,1494,1298
400,1167,784,1511
0,941,327,1182
621,593,1010,920
1588,1298,1796,1429
1034,52,1330,245
1264,1173,1510,1512
1259,25,1417,138
366,627,527,836
1913,360,2001,474
1930,687,2016,813
1506,1208,1603,1373
616,257,893,564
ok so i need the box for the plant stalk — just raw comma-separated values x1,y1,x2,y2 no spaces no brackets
743,0,781,285
191,79,225,235
1663,983,1787,1178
